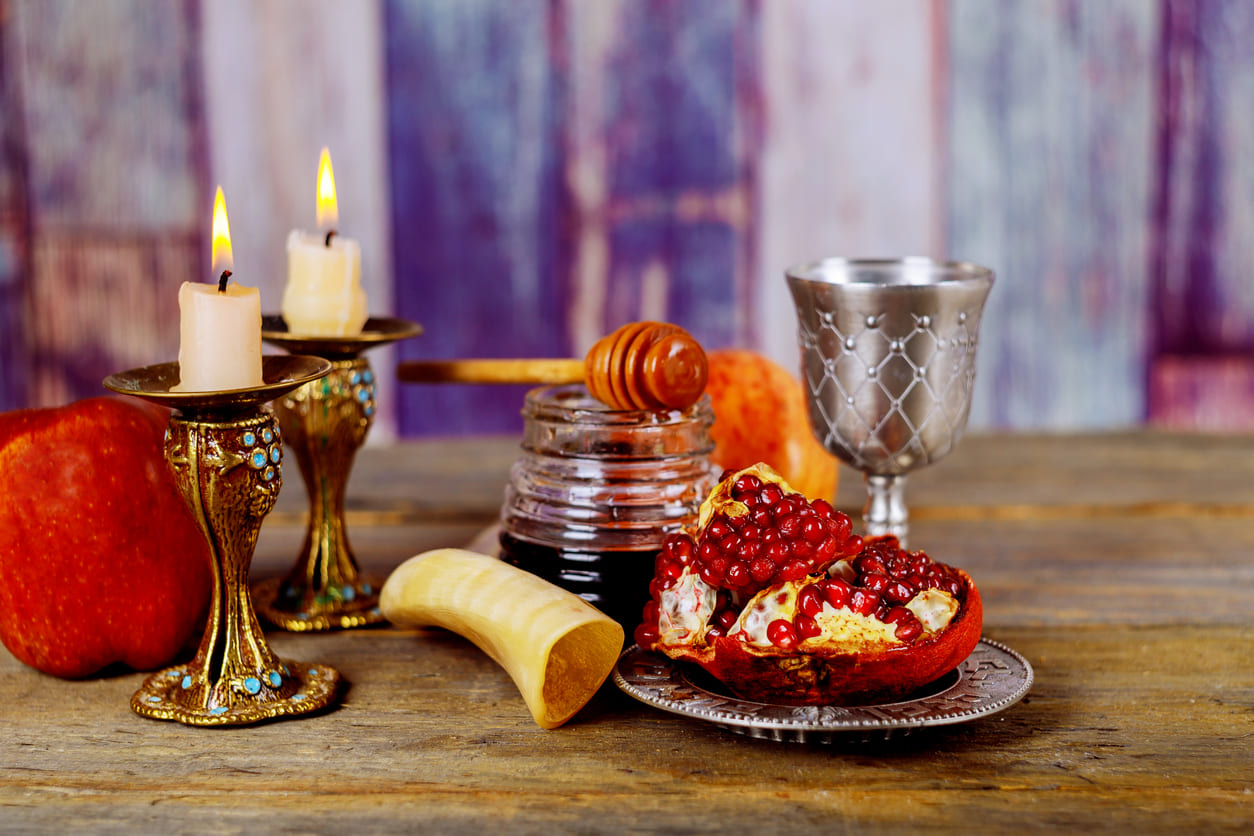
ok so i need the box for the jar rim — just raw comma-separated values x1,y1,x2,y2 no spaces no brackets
522,383,713,426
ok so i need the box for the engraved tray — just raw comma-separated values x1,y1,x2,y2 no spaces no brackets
613,638,1033,744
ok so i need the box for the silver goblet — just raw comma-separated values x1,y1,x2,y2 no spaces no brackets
786,257,994,546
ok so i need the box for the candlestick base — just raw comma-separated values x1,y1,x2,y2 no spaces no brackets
131,660,339,726
256,316,422,632
104,356,341,726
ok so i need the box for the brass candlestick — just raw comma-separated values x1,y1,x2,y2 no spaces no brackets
253,316,422,631
104,355,340,726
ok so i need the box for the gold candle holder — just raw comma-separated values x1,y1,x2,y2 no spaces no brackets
253,316,422,631
104,355,341,726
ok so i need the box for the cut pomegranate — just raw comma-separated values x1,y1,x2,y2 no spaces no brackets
635,464,983,705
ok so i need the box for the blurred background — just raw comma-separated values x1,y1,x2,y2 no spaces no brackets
1,0,1252,440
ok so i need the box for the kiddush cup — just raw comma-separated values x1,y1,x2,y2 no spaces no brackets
786,257,993,545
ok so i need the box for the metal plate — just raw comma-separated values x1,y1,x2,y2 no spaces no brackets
613,638,1033,744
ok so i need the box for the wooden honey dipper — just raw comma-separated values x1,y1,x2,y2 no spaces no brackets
396,321,709,411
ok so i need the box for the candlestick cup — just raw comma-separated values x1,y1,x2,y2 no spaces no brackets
786,258,993,545
104,356,341,725
254,316,422,631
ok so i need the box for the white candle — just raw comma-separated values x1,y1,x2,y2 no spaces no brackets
174,281,264,392
173,186,264,392
281,148,368,336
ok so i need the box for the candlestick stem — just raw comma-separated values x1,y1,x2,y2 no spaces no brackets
254,357,383,630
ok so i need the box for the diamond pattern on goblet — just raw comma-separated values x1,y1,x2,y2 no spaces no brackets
801,310,981,474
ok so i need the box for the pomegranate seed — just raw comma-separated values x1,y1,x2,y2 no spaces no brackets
661,560,683,581
739,524,762,541
749,557,777,583
777,514,802,538
790,539,814,560
634,622,660,647
798,584,824,616
705,625,726,640
883,580,915,605
845,535,864,554
802,517,827,543
854,553,886,577
761,528,780,544
698,565,721,586
862,572,890,593
643,601,660,623
715,608,738,630
829,514,852,542
894,616,924,642
850,588,880,615
773,497,800,518
750,507,772,527
759,484,784,506
814,535,839,561
795,613,822,640
766,619,798,650
766,541,790,562
821,578,852,608
811,498,835,518
733,474,762,496
778,558,810,581
697,540,720,563
736,539,762,562
725,561,749,587
881,606,912,624
706,518,732,540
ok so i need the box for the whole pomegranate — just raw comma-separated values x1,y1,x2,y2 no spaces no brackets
634,464,982,705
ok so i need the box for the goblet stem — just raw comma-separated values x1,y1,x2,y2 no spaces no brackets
131,409,340,725
254,357,383,630
864,473,909,546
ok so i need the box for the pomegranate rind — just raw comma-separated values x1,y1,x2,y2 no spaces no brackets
654,568,982,706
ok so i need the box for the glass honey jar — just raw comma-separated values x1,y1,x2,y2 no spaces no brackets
499,383,717,631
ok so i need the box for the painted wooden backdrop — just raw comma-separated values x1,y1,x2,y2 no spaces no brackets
2,0,1252,438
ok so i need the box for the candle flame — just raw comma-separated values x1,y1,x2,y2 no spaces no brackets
316,147,338,231
210,186,234,276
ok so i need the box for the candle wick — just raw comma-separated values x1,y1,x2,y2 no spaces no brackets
218,270,232,293
324,230,338,247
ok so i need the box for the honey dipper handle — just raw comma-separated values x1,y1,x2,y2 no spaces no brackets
397,358,585,385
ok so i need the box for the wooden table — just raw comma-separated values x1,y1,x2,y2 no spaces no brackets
2,433,1251,832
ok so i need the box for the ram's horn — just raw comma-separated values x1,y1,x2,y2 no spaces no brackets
379,548,625,729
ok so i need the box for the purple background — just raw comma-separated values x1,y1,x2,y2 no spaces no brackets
2,0,1253,436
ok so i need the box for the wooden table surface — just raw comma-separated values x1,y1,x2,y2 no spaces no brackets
2,432,1251,833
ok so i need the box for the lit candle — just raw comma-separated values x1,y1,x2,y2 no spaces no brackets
173,187,264,392
281,148,368,335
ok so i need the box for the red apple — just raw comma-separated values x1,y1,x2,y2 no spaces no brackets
704,348,839,500
0,397,212,678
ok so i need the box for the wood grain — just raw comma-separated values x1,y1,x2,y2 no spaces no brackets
2,432,1252,832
